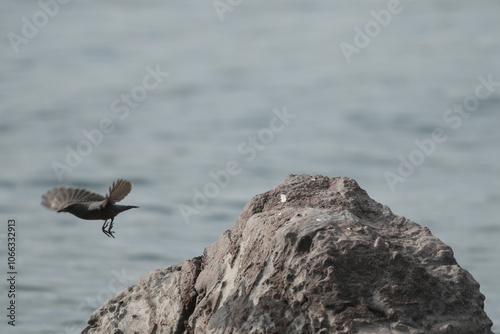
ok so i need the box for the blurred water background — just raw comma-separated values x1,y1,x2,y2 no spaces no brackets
1,1,499,333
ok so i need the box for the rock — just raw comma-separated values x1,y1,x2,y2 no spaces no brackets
82,174,493,334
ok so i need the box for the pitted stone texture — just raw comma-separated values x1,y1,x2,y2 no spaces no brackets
82,258,201,334
83,175,493,334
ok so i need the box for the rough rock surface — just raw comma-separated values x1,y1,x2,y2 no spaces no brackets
82,175,493,334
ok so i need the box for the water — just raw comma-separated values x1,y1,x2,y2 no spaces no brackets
1,1,499,332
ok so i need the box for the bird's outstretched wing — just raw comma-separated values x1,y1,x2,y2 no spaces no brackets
105,179,132,204
41,187,105,211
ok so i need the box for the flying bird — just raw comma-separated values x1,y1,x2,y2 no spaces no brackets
41,179,139,238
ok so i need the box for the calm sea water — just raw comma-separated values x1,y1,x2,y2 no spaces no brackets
1,1,499,333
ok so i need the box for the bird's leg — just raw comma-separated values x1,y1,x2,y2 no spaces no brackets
101,219,114,238
106,218,115,238
102,219,109,234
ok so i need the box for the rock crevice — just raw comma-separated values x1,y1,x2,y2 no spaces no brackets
82,175,493,334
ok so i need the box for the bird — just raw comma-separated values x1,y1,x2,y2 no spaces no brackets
41,179,139,238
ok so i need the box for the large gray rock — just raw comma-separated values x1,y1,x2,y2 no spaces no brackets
82,175,493,334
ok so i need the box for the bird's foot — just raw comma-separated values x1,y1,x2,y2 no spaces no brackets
103,229,115,238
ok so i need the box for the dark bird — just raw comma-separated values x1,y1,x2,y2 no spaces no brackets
41,179,138,238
